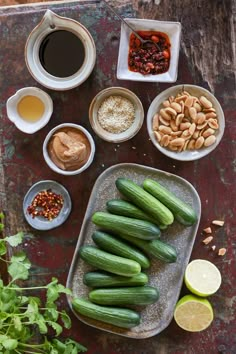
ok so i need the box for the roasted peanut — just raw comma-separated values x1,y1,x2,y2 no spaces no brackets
159,125,172,134
171,131,182,137
165,107,177,116
176,113,184,126
193,130,200,139
170,120,178,132
160,108,172,120
159,116,170,126
203,236,213,245
218,248,226,256
202,128,215,138
163,100,170,107
152,113,159,130
208,118,219,129
203,227,212,233
154,131,162,142
204,135,216,146
195,136,204,149
189,107,197,120
170,138,185,147
170,102,182,113
185,96,194,108
205,112,217,119
212,220,224,226
197,121,208,130
199,96,213,109
180,122,191,131
189,123,196,135
196,112,206,124
161,134,170,147
175,95,188,103
188,139,195,150
193,102,202,112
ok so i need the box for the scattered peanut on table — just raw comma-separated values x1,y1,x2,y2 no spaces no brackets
152,89,219,152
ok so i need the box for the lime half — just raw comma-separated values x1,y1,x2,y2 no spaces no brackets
174,294,214,332
184,259,222,297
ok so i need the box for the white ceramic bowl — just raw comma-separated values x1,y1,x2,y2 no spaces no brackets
25,10,96,91
43,123,95,175
6,87,53,134
147,85,225,161
23,180,72,230
117,19,181,83
89,87,144,143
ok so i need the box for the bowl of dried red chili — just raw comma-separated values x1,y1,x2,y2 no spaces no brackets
117,19,181,82
23,180,72,230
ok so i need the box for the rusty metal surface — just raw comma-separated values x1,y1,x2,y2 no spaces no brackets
0,0,235,353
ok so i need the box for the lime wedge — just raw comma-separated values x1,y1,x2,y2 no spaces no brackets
184,259,222,297
174,294,214,332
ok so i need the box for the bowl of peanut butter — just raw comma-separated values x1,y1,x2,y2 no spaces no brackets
43,123,95,175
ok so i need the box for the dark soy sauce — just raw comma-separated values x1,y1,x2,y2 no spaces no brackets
39,30,85,78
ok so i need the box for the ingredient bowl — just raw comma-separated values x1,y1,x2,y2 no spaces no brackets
89,87,144,143
25,10,96,91
117,19,181,82
147,85,225,161
23,180,72,230
43,123,95,175
6,87,53,134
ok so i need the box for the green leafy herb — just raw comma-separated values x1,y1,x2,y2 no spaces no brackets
0,226,87,353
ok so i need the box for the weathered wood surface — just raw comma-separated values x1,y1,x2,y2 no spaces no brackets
0,0,235,353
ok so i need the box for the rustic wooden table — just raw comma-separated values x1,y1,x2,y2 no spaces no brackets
0,0,235,353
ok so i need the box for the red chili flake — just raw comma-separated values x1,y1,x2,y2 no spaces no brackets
128,30,171,75
27,189,63,221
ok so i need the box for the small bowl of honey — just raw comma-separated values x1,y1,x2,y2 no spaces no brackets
6,87,53,134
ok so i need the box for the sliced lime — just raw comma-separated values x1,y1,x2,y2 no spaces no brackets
184,259,222,297
174,294,214,332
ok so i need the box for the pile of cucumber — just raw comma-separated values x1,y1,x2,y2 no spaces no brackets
72,177,197,329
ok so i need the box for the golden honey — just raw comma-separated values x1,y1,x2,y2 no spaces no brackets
17,95,45,122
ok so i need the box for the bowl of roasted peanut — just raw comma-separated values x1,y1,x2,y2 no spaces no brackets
147,85,225,161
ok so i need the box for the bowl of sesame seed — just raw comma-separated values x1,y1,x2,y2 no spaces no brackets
89,87,144,143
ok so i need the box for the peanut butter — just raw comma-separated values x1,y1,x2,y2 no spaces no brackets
48,127,91,171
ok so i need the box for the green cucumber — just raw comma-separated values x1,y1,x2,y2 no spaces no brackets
83,271,149,288
92,231,150,269
116,234,177,263
72,297,140,329
143,179,198,226
116,178,174,226
92,212,160,240
106,199,157,224
106,199,167,230
89,286,159,306
79,245,141,277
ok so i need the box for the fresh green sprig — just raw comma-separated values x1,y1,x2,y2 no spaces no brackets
0,231,87,354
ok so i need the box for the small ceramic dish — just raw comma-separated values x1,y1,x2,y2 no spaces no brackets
147,84,225,161
25,10,96,91
43,123,95,176
6,87,53,134
117,19,181,83
23,180,72,230
89,87,144,143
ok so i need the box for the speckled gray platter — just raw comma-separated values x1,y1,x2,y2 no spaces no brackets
66,163,201,338
23,180,72,231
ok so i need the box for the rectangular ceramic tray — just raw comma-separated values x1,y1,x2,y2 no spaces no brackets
66,163,201,338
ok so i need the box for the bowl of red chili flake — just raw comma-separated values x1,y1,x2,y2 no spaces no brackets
117,19,181,82
23,180,72,230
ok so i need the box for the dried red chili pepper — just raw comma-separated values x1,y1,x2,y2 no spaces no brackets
27,189,63,221
128,31,171,75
